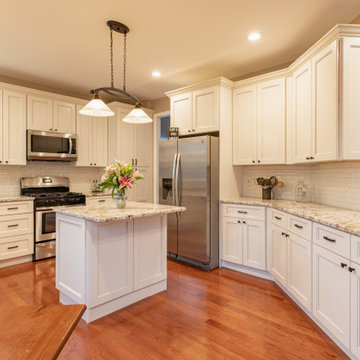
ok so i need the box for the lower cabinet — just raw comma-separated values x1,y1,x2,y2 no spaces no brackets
312,244,350,348
351,261,360,358
221,216,265,270
269,223,287,287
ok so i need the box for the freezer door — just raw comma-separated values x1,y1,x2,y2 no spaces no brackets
177,136,210,263
159,140,178,254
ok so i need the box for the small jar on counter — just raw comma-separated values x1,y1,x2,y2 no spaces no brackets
295,181,308,202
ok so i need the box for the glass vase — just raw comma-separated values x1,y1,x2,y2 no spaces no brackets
114,193,128,209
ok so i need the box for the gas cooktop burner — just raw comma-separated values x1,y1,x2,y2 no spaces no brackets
33,192,84,198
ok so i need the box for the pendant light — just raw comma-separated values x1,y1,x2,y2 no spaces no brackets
79,21,152,124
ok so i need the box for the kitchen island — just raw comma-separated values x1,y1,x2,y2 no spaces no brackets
55,201,185,323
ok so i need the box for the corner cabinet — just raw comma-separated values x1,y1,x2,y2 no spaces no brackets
233,77,286,165
166,77,232,135
76,105,107,167
1,90,27,165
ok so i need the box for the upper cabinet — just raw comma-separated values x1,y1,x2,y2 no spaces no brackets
27,95,75,134
233,77,285,165
166,77,232,136
1,89,26,165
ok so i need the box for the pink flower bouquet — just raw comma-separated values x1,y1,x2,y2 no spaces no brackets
99,161,144,198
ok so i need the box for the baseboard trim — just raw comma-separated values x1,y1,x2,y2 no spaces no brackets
220,260,273,280
0,255,33,269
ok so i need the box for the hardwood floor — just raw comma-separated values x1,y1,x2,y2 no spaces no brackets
0,259,349,359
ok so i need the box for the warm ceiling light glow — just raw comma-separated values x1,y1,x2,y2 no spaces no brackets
152,70,161,77
79,95,114,117
248,32,261,41
123,106,152,124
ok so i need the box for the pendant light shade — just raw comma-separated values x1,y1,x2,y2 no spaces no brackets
122,106,152,124
79,94,114,117
80,20,152,124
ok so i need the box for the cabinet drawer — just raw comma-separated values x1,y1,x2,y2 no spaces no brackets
222,203,265,220
288,214,312,240
0,201,33,216
87,196,113,207
313,223,350,258
0,213,33,238
270,209,287,229
351,235,360,265
0,233,34,260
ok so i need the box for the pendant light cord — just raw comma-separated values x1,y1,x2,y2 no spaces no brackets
110,28,114,88
123,32,127,91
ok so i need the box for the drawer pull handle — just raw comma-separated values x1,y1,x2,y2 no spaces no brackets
8,245,19,250
7,207,19,210
8,224,19,228
237,211,248,214
98,200,105,203
281,232,289,237
341,262,348,268
274,216,282,220
349,267,356,273
294,224,303,229
323,236,336,243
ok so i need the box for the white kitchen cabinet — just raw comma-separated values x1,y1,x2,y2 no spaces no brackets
350,261,360,358
129,166,152,202
287,232,312,311
0,90,3,164
133,122,153,167
221,217,243,265
133,215,167,290
269,223,287,287
76,106,107,167
293,61,312,163
53,100,76,134
312,244,350,348
170,92,192,135
2,90,26,165
233,78,285,165
86,196,113,207
342,37,360,160
242,219,266,270
232,85,256,165
351,235,360,265
192,86,219,133
256,78,286,164
27,95,53,131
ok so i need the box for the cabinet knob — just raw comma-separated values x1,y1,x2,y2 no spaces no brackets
55,129,58,131
50,128,53,131
237,220,241,223
252,160,255,164
188,130,191,133
257,160,260,163
349,267,356,273
192,129,195,132
90,163,93,165
0,161,2,163
340,262,348,268
5,161,8,164
310,156,314,160
243,220,246,224
94,163,96,166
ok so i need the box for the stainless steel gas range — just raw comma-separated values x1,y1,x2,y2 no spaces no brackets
20,176,86,260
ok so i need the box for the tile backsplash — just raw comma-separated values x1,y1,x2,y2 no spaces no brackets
241,161,360,211
0,162,105,196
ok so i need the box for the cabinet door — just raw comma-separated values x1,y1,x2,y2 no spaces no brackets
76,107,92,166
351,262,360,358
2,90,26,165
192,86,219,133
287,233,312,311
221,217,242,265
269,224,287,287
92,117,108,167
132,166,152,202
116,108,134,165
53,100,75,133
0,90,2,163
313,244,350,347
311,40,338,161
243,219,265,270
256,78,285,164
232,85,257,165
342,37,360,159
170,93,192,135
133,122,152,166
27,95,53,131
293,62,312,163
133,215,167,290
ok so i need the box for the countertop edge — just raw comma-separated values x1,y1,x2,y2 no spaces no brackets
0,196,34,203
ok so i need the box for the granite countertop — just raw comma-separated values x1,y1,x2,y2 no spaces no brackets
221,197,360,236
0,196,34,203
55,201,186,223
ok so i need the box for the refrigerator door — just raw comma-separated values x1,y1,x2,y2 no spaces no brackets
159,140,178,254
177,136,210,263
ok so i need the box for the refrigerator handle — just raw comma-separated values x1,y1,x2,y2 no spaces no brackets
172,153,178,206
175,153,181,206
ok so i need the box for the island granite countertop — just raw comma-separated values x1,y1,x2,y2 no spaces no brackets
221,197,360,236
55,201,185,223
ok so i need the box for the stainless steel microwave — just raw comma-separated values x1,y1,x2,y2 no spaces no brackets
27,130,77,161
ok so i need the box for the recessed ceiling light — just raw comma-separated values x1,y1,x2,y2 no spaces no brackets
248,32,261,41
152,70,161,77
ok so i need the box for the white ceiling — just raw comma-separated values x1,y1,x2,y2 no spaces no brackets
1,0,360,101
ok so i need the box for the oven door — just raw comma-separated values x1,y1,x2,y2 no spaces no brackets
27,130,77,161
36,209,56,242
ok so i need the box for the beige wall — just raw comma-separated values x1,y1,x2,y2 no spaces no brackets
351,14,360,24
151,97,170,115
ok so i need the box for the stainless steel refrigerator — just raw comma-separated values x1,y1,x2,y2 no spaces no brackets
159,135,219,270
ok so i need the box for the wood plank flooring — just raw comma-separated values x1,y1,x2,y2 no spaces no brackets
0,259,349,359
